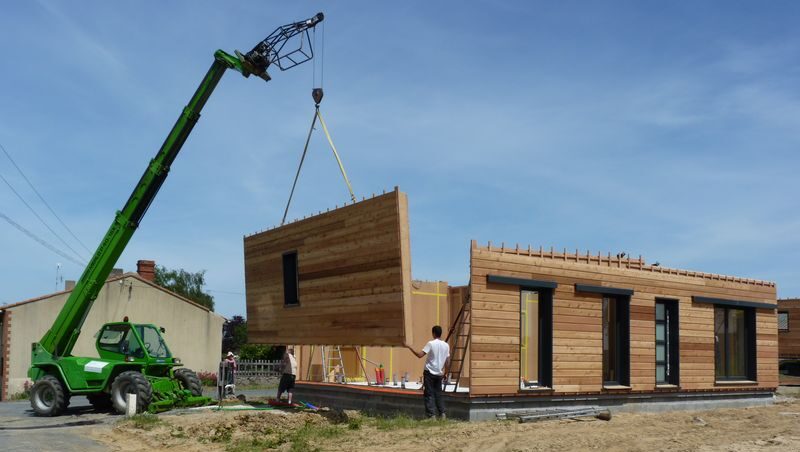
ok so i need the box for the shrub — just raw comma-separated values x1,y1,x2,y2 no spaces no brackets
197,371,217,386
11,380,33,400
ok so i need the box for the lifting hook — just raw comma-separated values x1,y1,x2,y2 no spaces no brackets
312,88,324,106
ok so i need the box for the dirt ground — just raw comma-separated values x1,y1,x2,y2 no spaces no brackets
86,396,800,452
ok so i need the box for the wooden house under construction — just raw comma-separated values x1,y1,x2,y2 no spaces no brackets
244,188,779,420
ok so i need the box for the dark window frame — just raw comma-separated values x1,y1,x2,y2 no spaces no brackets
655,299,680,386
714,305,757,381
778,311,789,333
282,250,300,307
519,286,553,389
602,295,630,387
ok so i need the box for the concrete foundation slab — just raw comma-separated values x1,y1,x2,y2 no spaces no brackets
293,382,775,421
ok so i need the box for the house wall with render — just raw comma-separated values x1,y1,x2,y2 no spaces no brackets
0,273,225,399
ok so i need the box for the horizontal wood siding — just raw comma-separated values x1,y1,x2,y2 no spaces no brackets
469,244,778,396
778,299,800,359
244,189,413,346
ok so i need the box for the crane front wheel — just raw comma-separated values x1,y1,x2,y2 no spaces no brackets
111,371,153,414
30,375,67,417
174,368,203,396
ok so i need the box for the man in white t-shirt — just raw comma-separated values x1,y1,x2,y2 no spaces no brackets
406,325,450,418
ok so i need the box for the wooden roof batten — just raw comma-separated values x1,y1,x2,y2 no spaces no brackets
472,240,775,288
245,187,397,239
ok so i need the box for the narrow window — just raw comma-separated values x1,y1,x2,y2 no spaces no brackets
655,300,679,385
603,295,630,386
520,289,552,388
778,312,789,333
714,306,756,380
282,251,299,306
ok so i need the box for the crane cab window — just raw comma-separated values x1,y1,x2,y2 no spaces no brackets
135,325,171,358
97,325,143,358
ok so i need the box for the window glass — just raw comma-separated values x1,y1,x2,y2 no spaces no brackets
727,308,747,378
714,307,726,379
656,345,665,362
603,296,619,384
656,300,679,385
655,303,665,321
98,324,143,358
283,251,299,306
715,306,753,380
520,290,539,386
656,323,665,341
136,325,171,358
778,312,789,332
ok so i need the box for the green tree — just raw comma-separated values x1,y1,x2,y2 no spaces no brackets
153,265,214,311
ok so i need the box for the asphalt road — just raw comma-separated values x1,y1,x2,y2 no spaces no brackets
0,397,111,451
0,388,275,451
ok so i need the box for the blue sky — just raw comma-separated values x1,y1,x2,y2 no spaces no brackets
1,1,798,319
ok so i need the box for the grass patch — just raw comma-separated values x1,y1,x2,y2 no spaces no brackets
125,413,164,430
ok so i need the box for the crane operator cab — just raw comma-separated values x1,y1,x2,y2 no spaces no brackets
96,321,174,364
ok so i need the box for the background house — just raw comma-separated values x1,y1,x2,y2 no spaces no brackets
0,260,226,400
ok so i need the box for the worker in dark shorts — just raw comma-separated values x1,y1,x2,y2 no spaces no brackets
406,325,450,419
276,347,298,404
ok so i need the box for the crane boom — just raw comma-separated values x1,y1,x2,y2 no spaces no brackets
33,13,324,361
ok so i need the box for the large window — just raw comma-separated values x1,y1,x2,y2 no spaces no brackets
282,251,299,306
714,306,756,381
520,289,552,389
603,296,630,386
655,300,679,385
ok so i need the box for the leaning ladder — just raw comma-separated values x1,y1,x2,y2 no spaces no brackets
320,345,347,383
445,299,471,392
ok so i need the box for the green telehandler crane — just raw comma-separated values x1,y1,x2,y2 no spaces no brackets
27,12,325,416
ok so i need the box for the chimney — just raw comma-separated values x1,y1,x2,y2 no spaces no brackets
137,260,156,282
65,280,76,291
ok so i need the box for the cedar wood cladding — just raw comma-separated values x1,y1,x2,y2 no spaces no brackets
778,299,800,359
244,188,413,346
469,242,778,396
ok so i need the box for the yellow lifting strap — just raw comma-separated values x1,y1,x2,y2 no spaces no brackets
281,95,357,226
315,107,356,203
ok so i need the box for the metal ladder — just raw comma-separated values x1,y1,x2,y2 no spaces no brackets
445,300,471,392
321,345,346,383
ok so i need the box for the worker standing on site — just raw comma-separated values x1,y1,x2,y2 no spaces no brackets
406,325,450,419
277,347,298,404
223,352,238,394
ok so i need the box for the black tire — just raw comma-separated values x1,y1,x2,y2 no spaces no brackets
111,371,153,414
174,368,203,396
30,375,67,417
87,393,113,411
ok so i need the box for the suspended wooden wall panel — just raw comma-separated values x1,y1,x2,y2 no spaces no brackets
244,188,413,346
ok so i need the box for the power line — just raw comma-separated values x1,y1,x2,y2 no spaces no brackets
0,171,87,264
0,142,92,255
0,210,85,267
